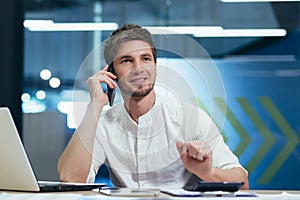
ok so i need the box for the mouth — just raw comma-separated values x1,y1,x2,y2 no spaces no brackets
129,77,149,86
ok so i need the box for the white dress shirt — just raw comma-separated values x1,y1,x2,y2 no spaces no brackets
86,95,245,188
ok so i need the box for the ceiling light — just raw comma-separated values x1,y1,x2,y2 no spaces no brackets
36,90,46,100
40,69,52,80
221,0,300,2
49,77,61,88
144,26,286,37
21,93,31,103
24,20,118,31
144,26,223,35
193,28,287,37
23,20,54,28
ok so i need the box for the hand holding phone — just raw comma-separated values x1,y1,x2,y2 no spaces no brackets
86,65,117,107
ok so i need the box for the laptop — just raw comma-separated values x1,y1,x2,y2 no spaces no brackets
0,107,106,192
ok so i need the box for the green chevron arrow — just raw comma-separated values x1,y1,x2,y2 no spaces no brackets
193,97,228,142
214,97,251,156
237,97,275,174
258,97,299,184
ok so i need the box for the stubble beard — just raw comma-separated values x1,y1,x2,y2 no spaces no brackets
119,81,155,98
131,82,155,97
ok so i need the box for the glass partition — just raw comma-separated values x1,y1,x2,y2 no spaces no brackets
23,0,300,189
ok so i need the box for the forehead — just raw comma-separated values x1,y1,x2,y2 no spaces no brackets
116,40,153,57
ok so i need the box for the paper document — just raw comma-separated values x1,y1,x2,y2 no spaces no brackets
161,188,257,197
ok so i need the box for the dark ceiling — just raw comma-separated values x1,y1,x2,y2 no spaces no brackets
23,0,300,55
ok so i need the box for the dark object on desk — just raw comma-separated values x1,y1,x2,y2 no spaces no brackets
183,181,244,192
0,107,106,192
37,181,105,192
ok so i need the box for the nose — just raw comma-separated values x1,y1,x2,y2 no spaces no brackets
131,59,144,72
133,59,143,68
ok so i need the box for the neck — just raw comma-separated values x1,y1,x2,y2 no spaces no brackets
123,90,156,123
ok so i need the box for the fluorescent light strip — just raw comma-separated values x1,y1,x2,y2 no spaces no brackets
193,28,287,37
23,20,54,27
145,26,223,35
24,21,287,37
145,25,287,37
221,0,300,2
24,20,118,31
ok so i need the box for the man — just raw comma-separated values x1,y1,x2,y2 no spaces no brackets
58,24,249,189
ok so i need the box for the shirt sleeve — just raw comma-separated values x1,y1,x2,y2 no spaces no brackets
196,108,247,173
212,134,245,170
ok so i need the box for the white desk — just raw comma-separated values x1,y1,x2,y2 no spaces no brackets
1,190,300,199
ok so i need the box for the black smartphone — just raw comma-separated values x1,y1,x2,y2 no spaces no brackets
107,63,116,106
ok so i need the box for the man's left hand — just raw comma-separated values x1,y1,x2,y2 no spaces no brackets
176,140,213,180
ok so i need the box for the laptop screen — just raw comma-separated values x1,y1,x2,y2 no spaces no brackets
0,107,105,192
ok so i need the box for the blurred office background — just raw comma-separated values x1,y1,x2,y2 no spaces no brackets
1,0,300,190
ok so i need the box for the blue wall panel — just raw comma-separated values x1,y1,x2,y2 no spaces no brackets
157,58,300,189
214,60,300,189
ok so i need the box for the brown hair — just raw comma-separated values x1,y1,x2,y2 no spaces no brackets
103,24,157,66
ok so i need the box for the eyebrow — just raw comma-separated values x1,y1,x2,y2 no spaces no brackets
116,53,153,61
117,55,131,60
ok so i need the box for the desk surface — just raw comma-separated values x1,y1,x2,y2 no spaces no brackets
1,189,300,199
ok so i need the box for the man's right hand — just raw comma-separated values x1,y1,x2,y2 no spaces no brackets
86,65,118,106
